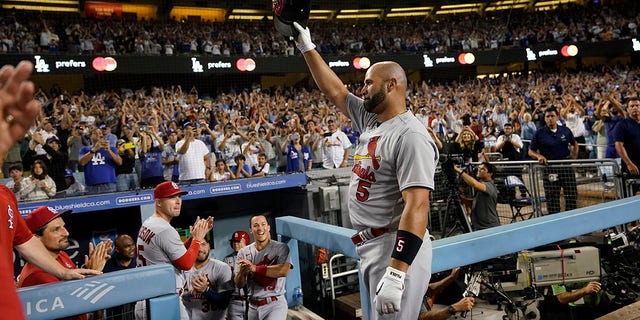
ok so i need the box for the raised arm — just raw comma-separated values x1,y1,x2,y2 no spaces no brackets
294,23,350,117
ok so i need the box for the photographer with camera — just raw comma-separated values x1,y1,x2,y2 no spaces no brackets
452,162,500,230
115,139,138,191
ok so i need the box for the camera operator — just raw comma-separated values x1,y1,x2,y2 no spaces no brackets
453,162,500,230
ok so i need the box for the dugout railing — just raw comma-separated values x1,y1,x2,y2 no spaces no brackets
17,197,640,319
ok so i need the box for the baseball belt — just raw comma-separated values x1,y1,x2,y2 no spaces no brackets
351,227,388,246
249,296,278,306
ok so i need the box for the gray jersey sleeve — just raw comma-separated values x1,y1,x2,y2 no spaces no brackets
395,130,438,191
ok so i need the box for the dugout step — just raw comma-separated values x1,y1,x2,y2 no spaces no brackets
334,292,362,320
287,306,324,320
596,300,640,320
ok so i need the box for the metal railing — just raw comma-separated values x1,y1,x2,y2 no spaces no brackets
18,265,179,320
277,196,640,320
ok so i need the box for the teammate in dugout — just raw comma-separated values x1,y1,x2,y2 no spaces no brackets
293,22,438,319
224,230,251,320
135,180,214,320
182,241,234,320
234,215,292,320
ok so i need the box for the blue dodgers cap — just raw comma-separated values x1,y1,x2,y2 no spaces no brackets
183,122,194,129
46,135,60,144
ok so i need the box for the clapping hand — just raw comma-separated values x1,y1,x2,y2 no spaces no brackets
190,216,214,242
84,240,113,271
190,274,210,294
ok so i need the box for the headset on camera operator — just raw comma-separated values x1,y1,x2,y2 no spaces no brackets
452,162,500,230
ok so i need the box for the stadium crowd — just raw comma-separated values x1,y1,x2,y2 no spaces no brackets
0,2,639,56
4,62,639,202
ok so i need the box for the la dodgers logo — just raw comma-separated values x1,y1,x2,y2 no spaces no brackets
191,57,203,73
34,55,50,73
91,152,106,165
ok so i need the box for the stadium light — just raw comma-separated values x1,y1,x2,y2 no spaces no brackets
1,4,78,12
11,0,77,4
386,6,433,18
335,14,382,19
435,8,481,15
440,3,483,9
389,6,433,12
436,3,483,15
485,4,528,11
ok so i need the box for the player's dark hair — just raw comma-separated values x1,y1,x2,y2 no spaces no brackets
34,225,47,236
249,214,268,227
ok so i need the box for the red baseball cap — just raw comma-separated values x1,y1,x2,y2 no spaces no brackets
230,230,250,243
154,181,188,199
25,206,72,233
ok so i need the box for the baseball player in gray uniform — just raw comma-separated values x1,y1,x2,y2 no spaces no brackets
294,23,438,320
224,230,251,320
234,215,292,320
183,241,235,320
135,181,214,320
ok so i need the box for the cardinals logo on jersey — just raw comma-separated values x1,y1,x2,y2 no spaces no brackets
352,136,382,202
7,204,14,229
253,255,279,290
353,136,381,170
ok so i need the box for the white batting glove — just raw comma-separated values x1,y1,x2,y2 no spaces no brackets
373,266,405,315
293,22,316,53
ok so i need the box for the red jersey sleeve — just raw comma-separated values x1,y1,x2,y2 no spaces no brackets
0,185,33,246
172,238,200,270
14,213,34,246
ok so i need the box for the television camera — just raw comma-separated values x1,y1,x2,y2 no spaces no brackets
464,246,601,320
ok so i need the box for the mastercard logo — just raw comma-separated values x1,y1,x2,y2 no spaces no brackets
236,58,256,72
561,45,578,57
353,57,371,70
92,57,117,72
457,53,475,65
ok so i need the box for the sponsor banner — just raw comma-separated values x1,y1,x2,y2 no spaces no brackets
18,173,307,216
1,39,634,75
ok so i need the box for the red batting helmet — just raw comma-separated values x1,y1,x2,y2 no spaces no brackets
230,231,250,243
